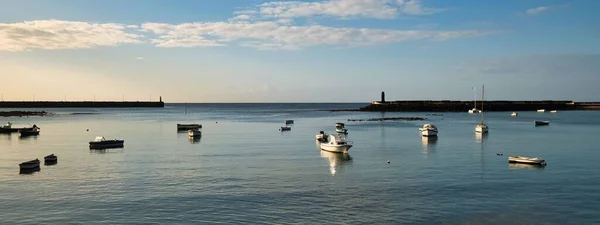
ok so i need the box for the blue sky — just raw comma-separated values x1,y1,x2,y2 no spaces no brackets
0,0,598,102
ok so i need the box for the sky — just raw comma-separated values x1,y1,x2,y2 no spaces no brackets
0,0,599,102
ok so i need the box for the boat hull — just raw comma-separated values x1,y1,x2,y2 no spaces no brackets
177,124,202,130
534,121,550,126
89,140,124,149
19,159,40,170
280,126,291,131
475,125,489,133
508,156,547,165
188,130,201,137
419,128,438,137
320,144,353,153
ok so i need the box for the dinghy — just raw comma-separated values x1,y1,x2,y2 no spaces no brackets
508,156,547,165
19,159,40,170
280,126,291,131
511,112,518,117
89,136,124,149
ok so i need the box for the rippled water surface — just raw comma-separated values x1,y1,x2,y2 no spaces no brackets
1,104,599,224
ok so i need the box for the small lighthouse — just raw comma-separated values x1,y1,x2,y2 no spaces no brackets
381,91,385,103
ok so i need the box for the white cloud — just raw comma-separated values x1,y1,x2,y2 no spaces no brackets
141,21,499,50
136,57,144,60
0,20,142,51
257,0,443,20
525,6,551,15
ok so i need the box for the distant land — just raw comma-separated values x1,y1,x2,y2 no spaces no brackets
0,101,164,108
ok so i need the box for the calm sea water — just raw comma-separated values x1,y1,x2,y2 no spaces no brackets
1,103,599,224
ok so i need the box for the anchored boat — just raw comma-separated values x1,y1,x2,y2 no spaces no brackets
89,136,124,149
419,124,438,137
19,159,40,170
475,85,489,134
188,128,201,137
508,156,547,165
534,120,550,126
177,124,202,131
319,134,353,153
335,123,348,134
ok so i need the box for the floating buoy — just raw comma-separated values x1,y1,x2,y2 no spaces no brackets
496,153,503,156
387,160,390,164
86,129,89,131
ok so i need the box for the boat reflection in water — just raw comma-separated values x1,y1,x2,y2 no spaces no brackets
421,136,438,155
508,163,546,170
189,136,201,144
475,132,488,143
320,151,352,176
19,167,41,175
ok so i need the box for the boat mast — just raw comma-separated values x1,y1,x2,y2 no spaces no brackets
473,86,477,109
480,85,485,124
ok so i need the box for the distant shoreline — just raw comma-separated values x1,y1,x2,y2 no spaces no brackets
0,101,164,108
0,111,48,117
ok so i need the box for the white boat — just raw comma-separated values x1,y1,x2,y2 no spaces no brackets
320,134,353,153
419,124,438,137
316,131,329,143
550,110,557,113
508,156,547,165
468,87,481,114
188,129,201,137
280,126,291,131
511,112,518,117
475,85,489,133
335,123,348,134
537,109,545,112
534,120,550,126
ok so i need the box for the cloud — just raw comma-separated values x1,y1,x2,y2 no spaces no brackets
141,21,499,50
0,20,142,51
525,5,567,16
135,57,144,60
257,0,444,20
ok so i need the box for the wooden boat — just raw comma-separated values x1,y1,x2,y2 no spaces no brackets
508,156,547,165
89,136,124,149
320,134,353,153
19,125,40,136
19,159,40,170
285,120,294,125
474,85,489,133
188,129,201,137
280,126,291,131
511,112,518,117
534,120,550,126
44,154,58,163
335,123,348,134
177,124,202,131
419,123,438,137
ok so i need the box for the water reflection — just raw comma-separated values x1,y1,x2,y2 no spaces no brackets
320,151,352,176
421,136,438,155
89,148,124,154
508,163,546,170
475,132,488,143
0,133,12,140
19,167,41,175
44,161,58,166
19,135,39,140
189,136,201,144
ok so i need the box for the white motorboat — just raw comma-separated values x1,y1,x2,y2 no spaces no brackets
335,123,348,134
468,108,481,114
508,156,547,165
474,85,489,133
550,110,557,113
320,134,353,153
419,123,438,137
188,129,201,137
316,131,329,143
537,109,545,113
511,112,518,117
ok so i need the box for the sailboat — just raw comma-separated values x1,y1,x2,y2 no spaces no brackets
475,85,489,133
468,87,481,114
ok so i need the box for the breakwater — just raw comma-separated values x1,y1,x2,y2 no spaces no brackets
0,101,164,108
0,111,47,117
359,100,600,112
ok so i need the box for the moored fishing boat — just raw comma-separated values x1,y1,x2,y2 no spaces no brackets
280,126,291,131
44,154,58,163
537,109,545,112
19,125,40,136
177,124,202,131
534,120,550,126
419,124,438,137
89,136,124,149
508,156,547,165
320,134,353,153
285,120,294,125
511,112,518,117
19,159,40,170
